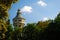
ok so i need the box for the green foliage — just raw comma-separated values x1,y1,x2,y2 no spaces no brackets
0,19,7,39
23,23,40,40
0,0,19,10
36,12,60,40
37,20,52,29
54,12,60,23
5,25,13,40
22,12,60,40
0,6,8,19
11,28,22,40
0,0,19,40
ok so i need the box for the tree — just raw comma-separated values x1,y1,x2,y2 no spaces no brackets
0,0,19,19
54,12,60,23
37,20,52,29
0,0,19,39
0,0,18,10
0,19,7,40
38,13,60,40
23,23,40,40
5,24,13,40
11,28,22,40
0,6,8,19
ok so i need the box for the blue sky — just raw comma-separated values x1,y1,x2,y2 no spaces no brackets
9,0,60,24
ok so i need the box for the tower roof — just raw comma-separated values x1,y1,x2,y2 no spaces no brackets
13,9,25,20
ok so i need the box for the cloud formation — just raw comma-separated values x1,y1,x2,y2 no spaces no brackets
42,17,49,21
37,0,47,7
21,6,32,13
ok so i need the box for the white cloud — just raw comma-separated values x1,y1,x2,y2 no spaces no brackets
21,6,32,13
42,17,49,21
37,0,47,7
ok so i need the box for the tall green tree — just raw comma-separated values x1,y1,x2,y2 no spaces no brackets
23,23,40,40
5,24,13,40
11,28,22,40
0,0,19,39
38,12,60,40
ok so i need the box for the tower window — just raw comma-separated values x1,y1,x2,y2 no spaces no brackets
18,20,21,21
19,25,21,27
